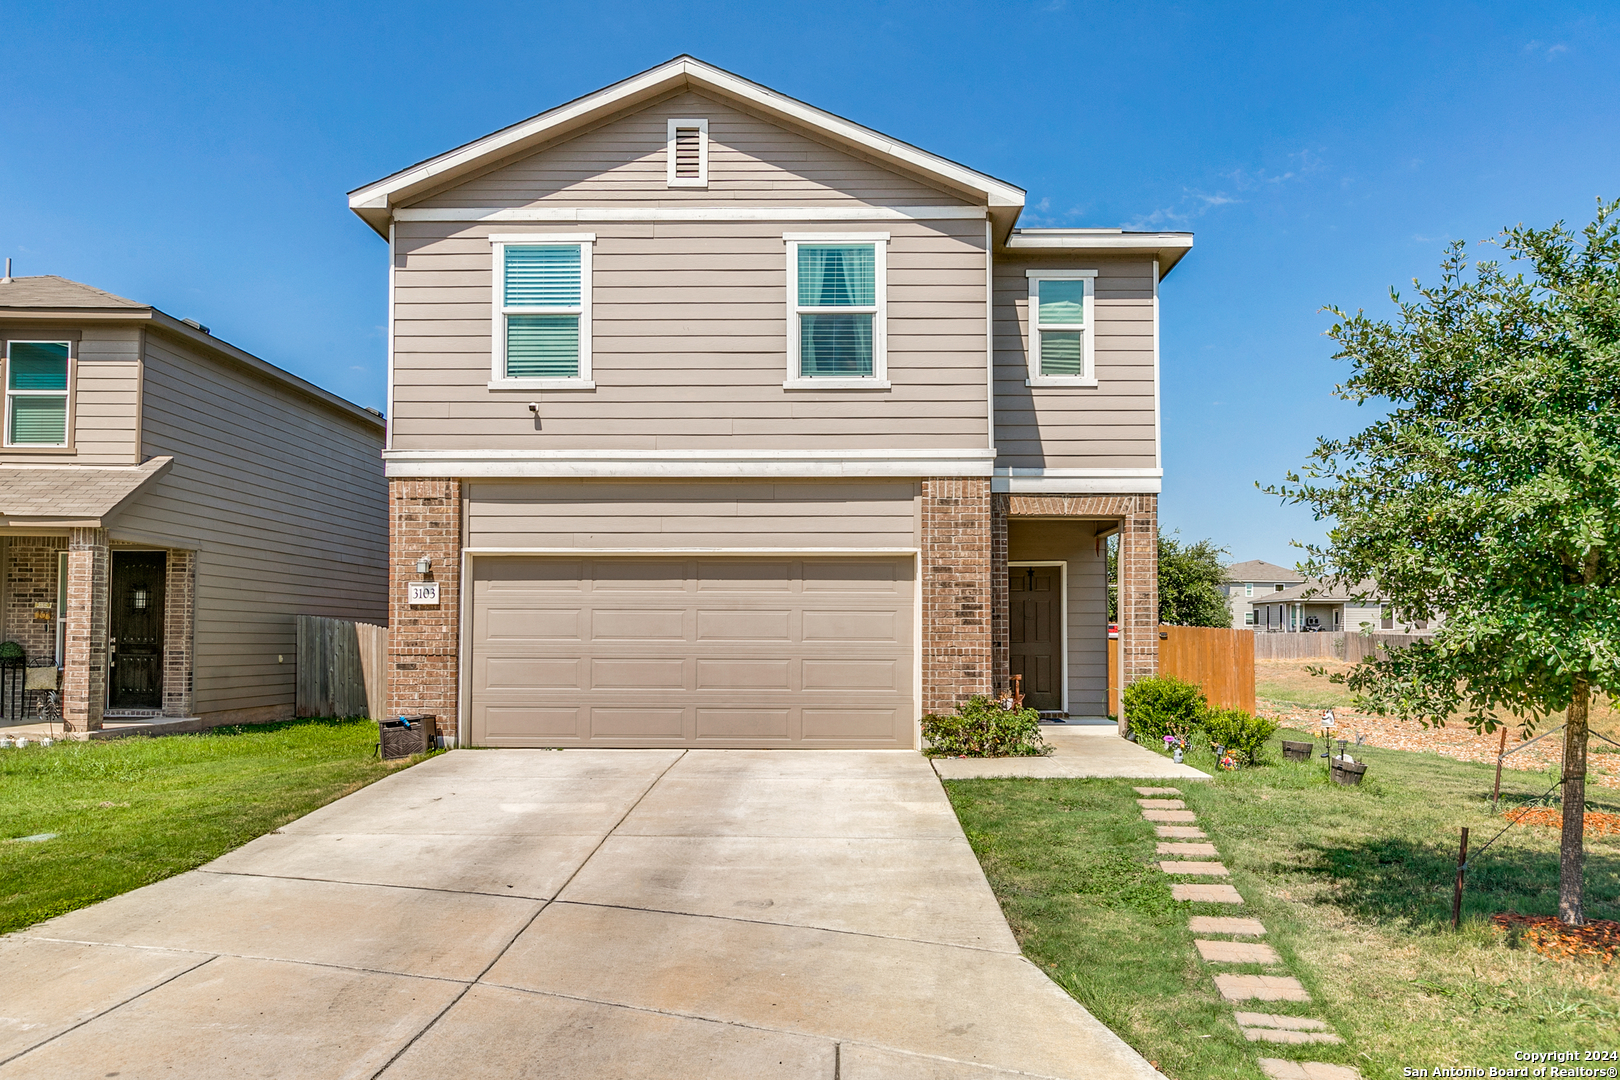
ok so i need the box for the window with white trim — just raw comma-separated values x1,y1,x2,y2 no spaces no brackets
489,235,594,388
1245,583,1254,597
5,340,71,446
1244,611,1255,625
784,233,888,388
666,118,708,187
1024,270,1096,386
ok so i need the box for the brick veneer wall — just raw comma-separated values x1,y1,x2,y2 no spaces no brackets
1005,493,1159,729
388,479,462,743
162,549,195,717
62,527,109,732
3,536,66,662
920,477,993,715
990,495,1009,692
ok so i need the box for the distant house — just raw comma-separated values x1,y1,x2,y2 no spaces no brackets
0,275,387,732
1248,578,1436,635
1223,560,1304,629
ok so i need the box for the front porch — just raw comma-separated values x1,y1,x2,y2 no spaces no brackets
1,531,195,732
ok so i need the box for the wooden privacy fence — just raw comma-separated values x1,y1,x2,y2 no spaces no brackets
1253,631,1427,662
1107,625,1257,715
296,616,388,721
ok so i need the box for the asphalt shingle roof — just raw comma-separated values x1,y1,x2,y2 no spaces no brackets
1224,559,1305,583
0,275,146,309
0,457,172,522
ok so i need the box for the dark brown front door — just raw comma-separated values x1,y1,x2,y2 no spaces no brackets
1010,564,1062,713
110,551,165,711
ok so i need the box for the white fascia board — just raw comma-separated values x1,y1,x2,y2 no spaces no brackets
466,546,920,556
350,57,1024,217
991,467,1163,494
384,447,997,479
1005,233,1193,251
395,206,984,223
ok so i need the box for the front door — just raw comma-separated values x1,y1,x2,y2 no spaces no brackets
1010,564,1062,713
110,551,165,711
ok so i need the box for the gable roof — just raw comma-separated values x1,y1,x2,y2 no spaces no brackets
0,276,382,432
347,55,1028,239
1252,578,1385,605
1225,559,1305,583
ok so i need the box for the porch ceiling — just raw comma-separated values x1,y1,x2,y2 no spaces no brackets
0,456,173,527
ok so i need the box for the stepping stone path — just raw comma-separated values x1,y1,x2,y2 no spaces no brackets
1133,786,1358,1078
1195,940,1281,964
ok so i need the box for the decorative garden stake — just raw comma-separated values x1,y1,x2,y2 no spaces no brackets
1452,826,1470,930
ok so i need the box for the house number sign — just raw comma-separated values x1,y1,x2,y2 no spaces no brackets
408,581,440,606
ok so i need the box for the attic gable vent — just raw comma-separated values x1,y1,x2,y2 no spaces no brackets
666,118,709,188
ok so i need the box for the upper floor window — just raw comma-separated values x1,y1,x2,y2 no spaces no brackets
666,119,708,188
1025,270,1096,386
784,233,889,389
489,234,594,389
5,340,71,447
1245,583,1254,597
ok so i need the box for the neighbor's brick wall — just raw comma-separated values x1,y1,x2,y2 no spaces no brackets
388,479,462,743
3,536,66,663
921,477,993,715
62,527,109,732
162,549,195,717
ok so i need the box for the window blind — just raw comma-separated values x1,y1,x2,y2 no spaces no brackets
505,246,581,307
8,342,68,389
506,315,580,378
9,397,66,444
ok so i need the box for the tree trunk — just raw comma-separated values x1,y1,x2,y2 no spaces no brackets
1558,678,1589,927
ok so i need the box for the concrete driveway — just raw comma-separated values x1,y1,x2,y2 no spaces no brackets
0,749,1158,1079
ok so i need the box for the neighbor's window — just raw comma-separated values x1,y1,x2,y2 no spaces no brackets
1244,611,1255,625
1245,583,1254,597
1025,271,1096,384
785,235,887,387
489,236,593,387
5,341,70,446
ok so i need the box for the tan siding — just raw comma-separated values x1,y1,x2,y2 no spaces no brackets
992,254,1158,471
414,91,970,209
113,331,387,717
466,479,920,550
0,325,141,465
1008,520,1109,715
391,218,991,451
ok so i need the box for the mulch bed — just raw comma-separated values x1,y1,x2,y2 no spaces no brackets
1503,807,1620,838
1491,912,1620,964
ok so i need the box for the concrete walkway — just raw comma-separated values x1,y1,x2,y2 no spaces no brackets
932,722,1214,780
0,749,1159,1079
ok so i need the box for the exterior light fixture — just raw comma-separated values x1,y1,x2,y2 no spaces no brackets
415,556,433,577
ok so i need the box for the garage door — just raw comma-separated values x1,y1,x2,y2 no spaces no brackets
469,556,916,748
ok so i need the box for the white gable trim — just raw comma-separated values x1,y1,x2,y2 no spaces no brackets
395,206,984,224
349,57,1024,223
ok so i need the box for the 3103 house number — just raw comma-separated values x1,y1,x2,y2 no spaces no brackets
408,581,440,606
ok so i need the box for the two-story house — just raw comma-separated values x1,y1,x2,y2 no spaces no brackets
351,57,1190,748
1223,559,1305,629
0,274,388,732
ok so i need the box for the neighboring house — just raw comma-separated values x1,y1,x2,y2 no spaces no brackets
1223,559,1305,629
1249,578,1436,634
352,56,1190,747
0,275,388,732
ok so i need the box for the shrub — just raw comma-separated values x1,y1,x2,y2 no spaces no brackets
1121,676,1205,744
1200,708,1279,765
0,641,23,662
922,696,1051,757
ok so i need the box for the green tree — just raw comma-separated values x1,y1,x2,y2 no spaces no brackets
1108,532,1232,627
1270,199,1620,926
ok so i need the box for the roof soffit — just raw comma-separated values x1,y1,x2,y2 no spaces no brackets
350,57,1022,235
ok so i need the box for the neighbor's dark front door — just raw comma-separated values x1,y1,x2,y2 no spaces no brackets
110,551,165,710
1009,565,1062,713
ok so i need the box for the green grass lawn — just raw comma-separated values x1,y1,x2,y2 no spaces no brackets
0,718,426,935
944,734,1620,1080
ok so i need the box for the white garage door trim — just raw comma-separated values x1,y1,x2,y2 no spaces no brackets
460,549,922,749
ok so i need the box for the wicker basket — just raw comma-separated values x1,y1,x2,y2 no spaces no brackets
379,715,431,760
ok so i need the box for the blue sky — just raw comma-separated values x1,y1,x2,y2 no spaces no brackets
4,2,1617,566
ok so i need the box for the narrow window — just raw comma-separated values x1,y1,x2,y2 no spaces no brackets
1245,583,1254,597
5,341,70,446
1276,583,1285,591
666,119,709,188
1244,611,1255,626
1380,605,1394,630
56,550,68,665
784,235,888,387
489,237,593,386
1025,272,1096,384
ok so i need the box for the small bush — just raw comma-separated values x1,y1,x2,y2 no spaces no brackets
922,696,1051,757
1201,707,1279,765
1122,676,1205,744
